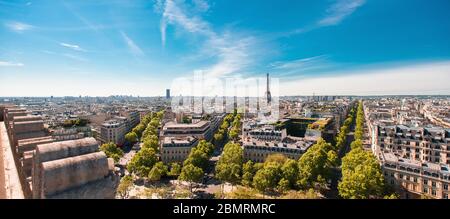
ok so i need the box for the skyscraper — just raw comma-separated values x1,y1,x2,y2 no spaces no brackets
265,73,271,104
166,89,171,99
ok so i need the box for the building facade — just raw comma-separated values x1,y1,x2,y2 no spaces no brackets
160,136,198,163
99,118,128,145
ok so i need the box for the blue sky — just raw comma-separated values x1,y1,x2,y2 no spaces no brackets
1,0,450,96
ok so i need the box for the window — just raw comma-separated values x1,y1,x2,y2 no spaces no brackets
413,177,417,183
423,179,428,185
432,190,436,196
444,184,448,191
423,187,428,193
432,182,436,187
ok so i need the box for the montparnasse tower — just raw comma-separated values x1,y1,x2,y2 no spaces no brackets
265,73,272,104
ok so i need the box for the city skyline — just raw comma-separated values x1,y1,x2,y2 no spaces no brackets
1,0,450,96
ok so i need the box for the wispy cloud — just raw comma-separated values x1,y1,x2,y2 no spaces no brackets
120,31,144,56
193,0,210,12
318,0,365,26
0,61,24,67
160,0,213,40
63,54,88,62
4,21,34,32
270,55,338,77
60,42,86,52
157,0,260,78
61,1,101,32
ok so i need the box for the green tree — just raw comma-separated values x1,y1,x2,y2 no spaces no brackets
142,135,159,151
278,178,290,193
132,124,146,138
125,132,138,145
213,132,224,145
241,160,256,187
127,147,158,177
148,161,168,182
99,142,124,162
184,147,210,170
252,168,270,196
117,175,133,199
215,142,243,196
297,138,335,189
168,162,182,177
338,147,385,199
252,161,282,195
179,164,204,195
384,193,399,199
229,128,239,141
281,159,299,189
266,153,287,164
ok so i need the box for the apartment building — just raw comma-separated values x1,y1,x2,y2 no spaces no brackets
162,120,213,141
375,125,450,165
160,136,198,163
246,126,287,141
381,152,450,199
121,111,140,130
364,98,450,199
243,139,313,162
99,118,128,145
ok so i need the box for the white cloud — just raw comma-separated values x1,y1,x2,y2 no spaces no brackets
0,61,24,67
318,0,365,26
120,31,144,56
4,21,34,32
63,54,88,62
161,0,213,37
269,55,337,77
281,61,450,95
60,42,86,52
158,0,259,78
193,0,210,12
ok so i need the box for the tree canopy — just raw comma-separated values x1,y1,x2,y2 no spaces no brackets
99,142,124,162
215,142,243,185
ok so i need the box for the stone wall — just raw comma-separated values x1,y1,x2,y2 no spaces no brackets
32,137,119,199
40,152,110,197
